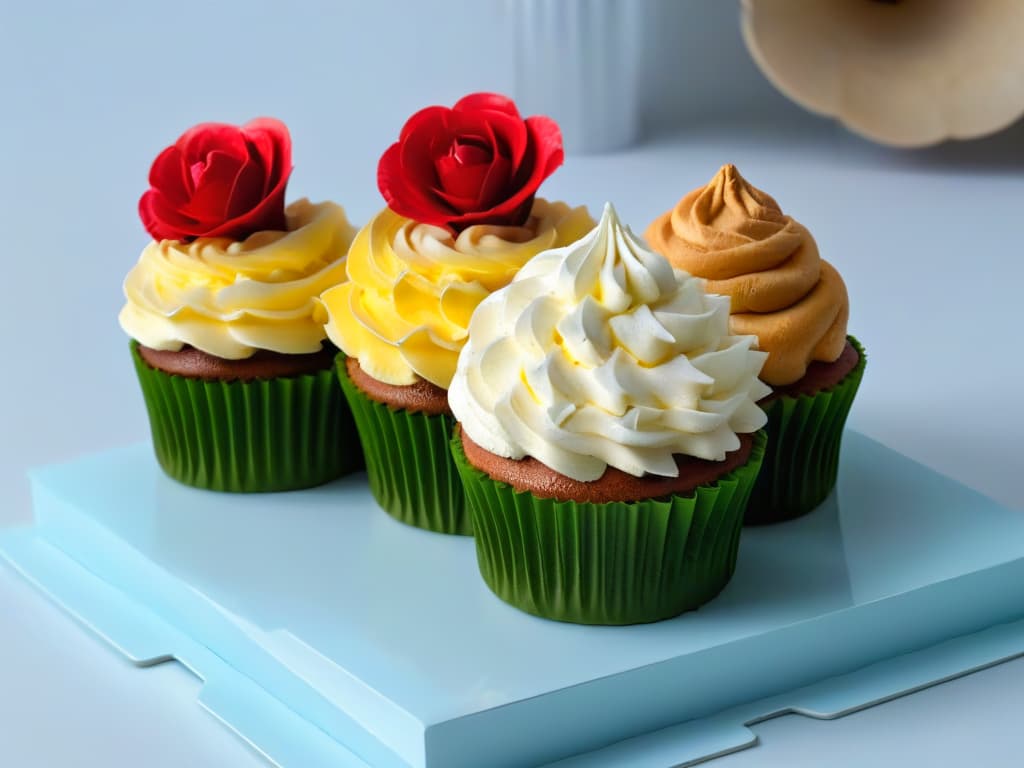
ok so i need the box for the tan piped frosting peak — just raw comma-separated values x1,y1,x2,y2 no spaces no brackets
645,165,848,386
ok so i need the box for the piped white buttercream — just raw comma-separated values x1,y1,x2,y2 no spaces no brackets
449,203,770,482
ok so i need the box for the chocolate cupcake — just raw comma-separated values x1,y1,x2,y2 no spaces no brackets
319,93,593,535
449,204,769,624
120,118,360,492
646,164,865,523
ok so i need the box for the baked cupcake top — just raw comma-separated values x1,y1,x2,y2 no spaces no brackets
319,92,593,390
645,164,849,386
448,203,770,483
119,118,356,359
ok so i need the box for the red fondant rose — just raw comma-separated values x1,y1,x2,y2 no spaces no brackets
377,92,564,233
139,118,292,242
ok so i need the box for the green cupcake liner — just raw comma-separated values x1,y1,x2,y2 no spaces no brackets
336,357,469,536
745,336,866,525
451,430,766,625
131,341,360,493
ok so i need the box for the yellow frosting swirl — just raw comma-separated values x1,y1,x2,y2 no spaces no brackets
645,165,848,386
319,198,594,389
119,199,356,359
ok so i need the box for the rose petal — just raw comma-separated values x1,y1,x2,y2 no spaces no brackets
147,146,191,206
184,149,245,221
443,196,535,230
450,137,493,166
430,188,481,212
138,191,171,241
448,110,522,166
203,170,289,239
438,111,521,208
491,114,563,210
399,113,452,192
518,114,564,186
443,116,562,230
375,93,564,233
401,134,442,189
241,117,290,197
178,123,249,167
380,105,471,225
139,117,293,242
433,153,513,212
489,114,525,167
398,105,450,145
452,98,526,168
225,158,267,219
400,109,449,188
434,158,488,200
476,153,514,208
140,189,203,241
435,150,494,201
453,92,521,119
379,141,456,227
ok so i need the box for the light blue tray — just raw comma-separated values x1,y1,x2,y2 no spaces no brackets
2,430,1024,768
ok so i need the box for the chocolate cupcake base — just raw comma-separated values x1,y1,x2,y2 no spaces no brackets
745,336,866,525
137,343,337,380
131,341,360,493
337,356,469,536
452,429,767,625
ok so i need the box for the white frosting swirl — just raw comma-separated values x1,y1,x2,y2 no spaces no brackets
449,204,771,482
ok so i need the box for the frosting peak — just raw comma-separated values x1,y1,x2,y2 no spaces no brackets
681,163,789,245
449,203,770,482
646,165,848,385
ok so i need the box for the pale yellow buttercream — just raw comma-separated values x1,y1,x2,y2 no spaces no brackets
319,198,594,389
119,199,356,359
645,165,848,386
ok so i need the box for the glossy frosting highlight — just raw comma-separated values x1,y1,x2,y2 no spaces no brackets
319,198,594,389
645,164,848,385
449,203,770,482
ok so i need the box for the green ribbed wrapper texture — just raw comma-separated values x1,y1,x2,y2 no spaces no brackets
336,357,469,536
452,430,766,625
131,341,360,493
745,336,866,525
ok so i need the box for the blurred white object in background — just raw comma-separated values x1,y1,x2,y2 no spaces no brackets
742,0,1024,148
508,0,643,154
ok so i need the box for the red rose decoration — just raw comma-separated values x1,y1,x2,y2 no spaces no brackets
377,92,564,233
139,118,292,242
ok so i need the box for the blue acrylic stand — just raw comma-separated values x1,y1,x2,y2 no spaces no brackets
3,430,1024,768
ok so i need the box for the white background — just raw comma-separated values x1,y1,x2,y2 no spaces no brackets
2,1,1023,766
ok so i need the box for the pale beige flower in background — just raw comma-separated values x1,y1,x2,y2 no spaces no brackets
742,0,1024,147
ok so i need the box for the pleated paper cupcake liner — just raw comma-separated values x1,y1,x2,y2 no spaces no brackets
131,341,360,493
451,430,767,625
745,336,866,525
336,356,469,536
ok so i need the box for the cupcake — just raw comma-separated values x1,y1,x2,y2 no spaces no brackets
448,204,769,624
319,93,593,535
120,118,360,492
646,164,865,524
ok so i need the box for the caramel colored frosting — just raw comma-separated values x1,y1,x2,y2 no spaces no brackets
645,165,849,386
